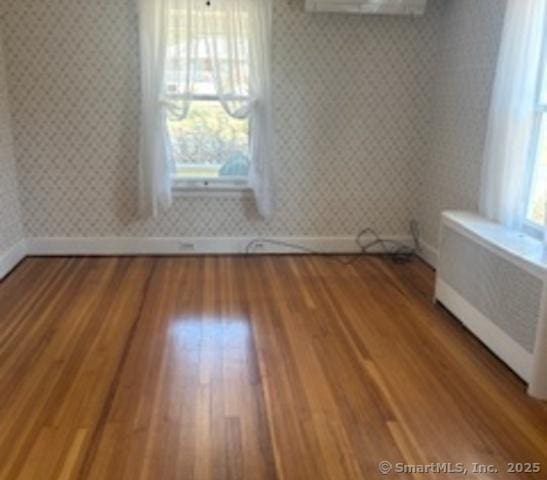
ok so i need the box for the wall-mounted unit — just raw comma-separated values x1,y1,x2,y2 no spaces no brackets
435,211,547,400
304,0,427,15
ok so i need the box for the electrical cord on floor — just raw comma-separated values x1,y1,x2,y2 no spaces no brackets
245,220,421,265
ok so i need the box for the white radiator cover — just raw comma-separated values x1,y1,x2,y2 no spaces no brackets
435,211,547,399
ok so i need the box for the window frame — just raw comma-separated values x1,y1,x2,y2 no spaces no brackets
525,16,547,238
166,92,252,194
164,33,253,195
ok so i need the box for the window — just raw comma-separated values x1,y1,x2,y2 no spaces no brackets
137,0,272,216
164,4,252,191
527,30,547,233
527,121,547,229
166,102,250,187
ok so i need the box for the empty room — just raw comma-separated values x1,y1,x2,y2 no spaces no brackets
0,0,546,478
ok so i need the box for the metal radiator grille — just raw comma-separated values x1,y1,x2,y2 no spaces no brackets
439,228,541,353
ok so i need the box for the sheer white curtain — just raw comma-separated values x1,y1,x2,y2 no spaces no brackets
479,0,547,400
137,0,173,217
137,0,274,219
479,0,546,232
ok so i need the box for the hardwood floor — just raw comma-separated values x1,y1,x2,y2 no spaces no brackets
0,256,545,479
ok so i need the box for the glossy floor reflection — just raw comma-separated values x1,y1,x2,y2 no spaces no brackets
0,256,545,480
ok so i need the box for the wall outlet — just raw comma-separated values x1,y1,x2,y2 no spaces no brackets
251,242,266,252
178,242,196,252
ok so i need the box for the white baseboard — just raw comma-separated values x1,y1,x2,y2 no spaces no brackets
435,278,533,382
417,239,438,268
26,234,413,257
0,240,27,280
1,233,412,279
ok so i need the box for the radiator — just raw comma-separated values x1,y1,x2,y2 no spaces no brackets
435,211,547,399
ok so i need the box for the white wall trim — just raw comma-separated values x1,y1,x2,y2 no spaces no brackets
26,234,413,257
435,278,533,382
529,285,547,399
0,233,414,279
417,239,438,268
0,240,27,280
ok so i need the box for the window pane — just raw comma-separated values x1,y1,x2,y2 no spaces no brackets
167,101,250,180
527,116,547,226
541,59,547,105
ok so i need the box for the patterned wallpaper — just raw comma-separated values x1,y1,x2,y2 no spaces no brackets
417,0,507,248
0,25,23,256
2,0,441,239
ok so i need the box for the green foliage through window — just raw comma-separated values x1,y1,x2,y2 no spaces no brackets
167,101,250,179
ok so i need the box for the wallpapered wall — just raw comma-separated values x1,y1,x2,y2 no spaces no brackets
0,26,23,257
417,0,507,248
2,0,441,240
0,0,508,250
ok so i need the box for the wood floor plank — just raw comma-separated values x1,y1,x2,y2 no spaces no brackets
0,257,155,480
0,255,545,479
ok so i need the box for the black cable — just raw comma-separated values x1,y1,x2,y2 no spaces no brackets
245,220,421,265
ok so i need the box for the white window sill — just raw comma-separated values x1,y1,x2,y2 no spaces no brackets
523,220,544,242
171,179,252,198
